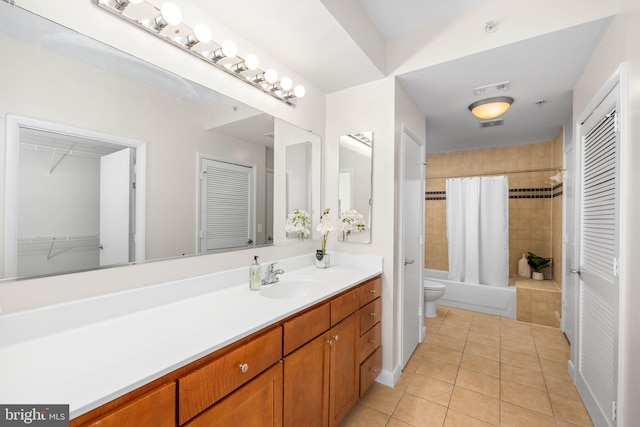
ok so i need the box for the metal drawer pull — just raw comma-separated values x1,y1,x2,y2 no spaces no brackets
368,339,375,344
333,335,339,342
369,312,376,317
369,367,378,373
368,289,376,294
327,339,333,346
239,363,249,374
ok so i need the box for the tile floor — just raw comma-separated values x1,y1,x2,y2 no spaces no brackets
341,306,593,427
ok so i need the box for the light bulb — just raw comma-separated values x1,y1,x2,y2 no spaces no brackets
160,3,182,26
185,23,211,47
153,2,182,30
280,77,293,91
221,40,238,57
293,85,306,98
264,69,278,84
193,23,212,43
244,54,259,71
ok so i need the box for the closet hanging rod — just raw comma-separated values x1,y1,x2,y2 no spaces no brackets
425,167,563,180
18,233,100,243
18,143,102,159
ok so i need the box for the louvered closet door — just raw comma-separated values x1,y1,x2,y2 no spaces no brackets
201,158,254,251
576,87,619,427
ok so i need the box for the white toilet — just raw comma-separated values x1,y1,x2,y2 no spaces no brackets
424,280,446,318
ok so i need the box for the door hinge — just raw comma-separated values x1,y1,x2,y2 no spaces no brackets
612,401,617,420
614,113,620,133
132,181,136,190
613,257,619,277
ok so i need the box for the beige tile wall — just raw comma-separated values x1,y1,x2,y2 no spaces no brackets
425,139,563,280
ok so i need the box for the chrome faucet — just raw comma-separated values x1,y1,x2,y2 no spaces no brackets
262,262,284,285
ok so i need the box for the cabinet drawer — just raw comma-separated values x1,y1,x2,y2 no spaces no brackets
359,346,382,397
80,382,176,427
331,287,359,326
178,327,282,424
359,276,382,306
359,297,381,335
283,302,331,355
359,322,381,363
185,362,283,427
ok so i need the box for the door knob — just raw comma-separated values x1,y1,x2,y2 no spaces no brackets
404,258,415,266
570,268,582,277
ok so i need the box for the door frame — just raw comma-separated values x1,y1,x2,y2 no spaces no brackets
398,124,426,370
3,115,146,278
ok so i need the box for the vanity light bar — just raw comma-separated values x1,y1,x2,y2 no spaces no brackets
97,0,305,107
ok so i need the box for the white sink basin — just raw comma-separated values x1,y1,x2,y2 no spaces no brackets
260,277,328,299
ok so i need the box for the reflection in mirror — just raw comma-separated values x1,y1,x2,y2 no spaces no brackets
0,3,320,280
274,120,321,244
338,132,373,243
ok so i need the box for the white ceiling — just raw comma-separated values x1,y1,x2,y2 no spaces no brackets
398,19,612,153
191,0,612,154
358,0,495,40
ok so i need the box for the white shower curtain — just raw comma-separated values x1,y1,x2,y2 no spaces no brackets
446,176,509,287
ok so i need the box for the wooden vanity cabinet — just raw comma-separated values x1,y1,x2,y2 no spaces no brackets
72,275,382,427
282,287,361,427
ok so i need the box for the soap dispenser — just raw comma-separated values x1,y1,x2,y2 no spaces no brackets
249,256,262,291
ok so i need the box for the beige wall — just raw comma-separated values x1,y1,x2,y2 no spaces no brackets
425,138,563,284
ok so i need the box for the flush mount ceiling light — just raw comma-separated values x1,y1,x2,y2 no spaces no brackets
468,96,514,119
97,0,305,106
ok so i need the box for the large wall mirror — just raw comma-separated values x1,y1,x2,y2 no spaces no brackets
0,3,321,280
338,132,372,244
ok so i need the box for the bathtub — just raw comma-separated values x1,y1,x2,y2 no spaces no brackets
425,269,516,318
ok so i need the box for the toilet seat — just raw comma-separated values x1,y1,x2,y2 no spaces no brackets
424,280,445,291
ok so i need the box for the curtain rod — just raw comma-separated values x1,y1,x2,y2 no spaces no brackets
425,167,562,180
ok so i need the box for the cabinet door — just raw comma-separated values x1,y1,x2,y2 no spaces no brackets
185,362,283,427
283,331,331,427
329,312,359,427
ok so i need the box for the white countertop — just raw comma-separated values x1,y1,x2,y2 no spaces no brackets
0,253,382,418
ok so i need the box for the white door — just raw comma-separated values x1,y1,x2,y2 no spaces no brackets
99,148,132,266
574,87,620,427
401,130,425,368
200,158,254,251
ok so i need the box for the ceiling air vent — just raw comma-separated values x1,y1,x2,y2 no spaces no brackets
473,81,510,96
479,119,504,128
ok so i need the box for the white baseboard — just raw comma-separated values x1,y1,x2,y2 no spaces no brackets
568,359,575,382
375,362,403,388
